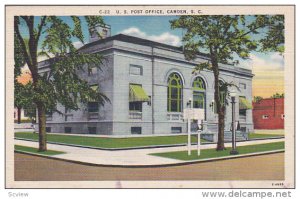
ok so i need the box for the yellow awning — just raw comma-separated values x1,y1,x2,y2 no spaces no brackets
239,97,252,109
90,85,98,91
129,85,150,102
88,85,99,102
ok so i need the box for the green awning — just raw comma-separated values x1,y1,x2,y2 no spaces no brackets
129,85,150,102
90,85,98,91
88,85,99,102
239,97,252,109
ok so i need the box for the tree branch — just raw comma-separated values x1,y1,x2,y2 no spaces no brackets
219,22,266,53
36,16,47,41
14,17,32,69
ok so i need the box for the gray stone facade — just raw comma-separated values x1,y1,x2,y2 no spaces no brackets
38,34,254,136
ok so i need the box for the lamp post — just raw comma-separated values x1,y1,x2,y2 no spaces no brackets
187,98,192,156
230,90,239,155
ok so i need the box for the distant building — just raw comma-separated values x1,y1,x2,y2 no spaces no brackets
252,98,284,129
37,26,254,136
14,108,31,122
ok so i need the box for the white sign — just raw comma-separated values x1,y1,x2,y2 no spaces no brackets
183,108,205,120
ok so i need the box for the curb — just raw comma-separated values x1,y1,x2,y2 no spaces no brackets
15,149,285,168
14,136,284,151
14,137,209,151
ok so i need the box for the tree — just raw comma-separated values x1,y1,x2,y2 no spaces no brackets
253,96,263,103
171,15,284,150
271,93,284,98
14,16,109,151
14,81,35,123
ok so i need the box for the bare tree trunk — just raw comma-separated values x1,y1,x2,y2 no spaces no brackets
17,107,21,124
37,103,47,151
217,107,226,150
211,54,225,151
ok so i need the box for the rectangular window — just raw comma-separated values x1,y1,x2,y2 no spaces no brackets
262,115,269,119
129,65,143,75
64,127,72,133
193,92,205,109
88,102,99,113
239,96,247,119
88,127,97,134
131,127,142,134
46,127,51,133
239,109,246,117
168,87,182,112
239,83,246,89
129,102,142,112
171,127,182,134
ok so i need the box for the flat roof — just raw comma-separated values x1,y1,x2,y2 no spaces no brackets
79,33,209,57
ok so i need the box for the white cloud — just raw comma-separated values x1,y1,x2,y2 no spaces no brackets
120,27,181,46
250,53,284,72
238,52,284,72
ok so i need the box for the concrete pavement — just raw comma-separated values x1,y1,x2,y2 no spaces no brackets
14,138,284,166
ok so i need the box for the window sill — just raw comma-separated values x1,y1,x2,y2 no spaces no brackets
167,112,183,121
88,112,99,120
129,111,142,119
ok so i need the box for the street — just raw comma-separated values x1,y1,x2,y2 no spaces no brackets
15,152,284,181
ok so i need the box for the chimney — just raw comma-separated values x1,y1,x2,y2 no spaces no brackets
89,24,111,43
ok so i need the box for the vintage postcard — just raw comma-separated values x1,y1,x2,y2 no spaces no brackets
6,5,295,188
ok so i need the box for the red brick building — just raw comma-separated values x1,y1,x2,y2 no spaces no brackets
252,98,284,129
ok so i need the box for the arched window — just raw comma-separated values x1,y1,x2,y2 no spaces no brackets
193,77,206,109
167,73,183,112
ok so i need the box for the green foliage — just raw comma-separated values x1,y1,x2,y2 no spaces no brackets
151,141,284,161
260,15,285,53
85,16,105,39
14,118,34,123
14,16,109,114
15,145,65,155
14,16,109,150
219,81,240,107
171,15,284,149
171,15,284,66
253,96,263,102
14,34,25,76
271,93,284,98
15,132,208,149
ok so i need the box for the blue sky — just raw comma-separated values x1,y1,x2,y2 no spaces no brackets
102,16,284,98
19,16,284,98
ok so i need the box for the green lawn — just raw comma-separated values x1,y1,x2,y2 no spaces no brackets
248,133,284,139
15,145,65,156
150,141,284,161
15,132,208,149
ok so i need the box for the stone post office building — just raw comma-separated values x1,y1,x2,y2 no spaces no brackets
38,30,254,136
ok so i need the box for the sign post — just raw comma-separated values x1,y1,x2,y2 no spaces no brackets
184,107,204,156
197,124,201,156
187,115,191,156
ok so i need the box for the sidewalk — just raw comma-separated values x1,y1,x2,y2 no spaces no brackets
14,138,284,166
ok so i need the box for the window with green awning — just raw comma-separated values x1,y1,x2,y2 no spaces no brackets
88,84,99,102
90,85,98,91
129,84,150,102
239,96,253,109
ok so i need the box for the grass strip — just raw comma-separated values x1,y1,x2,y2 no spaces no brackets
15,145,65,156
248,133,284,139
150,141,284,161
15,132,207,149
